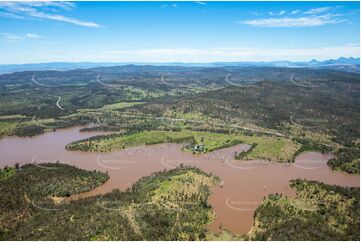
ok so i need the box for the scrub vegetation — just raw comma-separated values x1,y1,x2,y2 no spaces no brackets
0,163,109,235
249,179,360,241
1,165,218,241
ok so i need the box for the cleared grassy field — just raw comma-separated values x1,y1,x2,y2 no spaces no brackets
67,130,300,162
190,131,300,162
0,114,27,120
0,118,60,138
66,130,194,152
0,122,18,136
78,101,146,112
242,136,300,162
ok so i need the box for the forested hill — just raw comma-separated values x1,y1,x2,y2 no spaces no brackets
0,65,359,173
0,65,359,87
134,79,359,144
0,57,359,74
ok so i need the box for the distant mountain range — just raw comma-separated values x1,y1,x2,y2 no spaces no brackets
0,57,359,74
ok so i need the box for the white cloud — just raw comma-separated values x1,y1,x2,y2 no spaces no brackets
269,10,287,16
29,11,101,28
26,33,43,39
103,45,359,61
4,1,76,11
0,2,101,28
1,32,43,41
238,14,346,27
162,3,178,8
195,2,207,5
0,11,24,19
0,33,22,40
250,11,260,16
304,7,332,15
5,45,358,64
290,10,300,15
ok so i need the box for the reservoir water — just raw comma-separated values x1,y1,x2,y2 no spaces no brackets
0,127,359,234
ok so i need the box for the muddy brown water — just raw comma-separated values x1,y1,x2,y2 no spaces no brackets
0,127,359,234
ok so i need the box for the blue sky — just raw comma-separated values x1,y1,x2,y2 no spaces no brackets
0,1,359,64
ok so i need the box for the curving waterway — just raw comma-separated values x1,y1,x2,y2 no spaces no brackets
0,127,359,234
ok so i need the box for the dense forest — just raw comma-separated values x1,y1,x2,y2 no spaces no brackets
0,163,109,236
1,164,219,241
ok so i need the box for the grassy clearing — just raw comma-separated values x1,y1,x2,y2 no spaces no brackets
286,123,334,146
242,135,300,162
67,130,300,162
66,130,194,152
0,118,56,138
183,131,243,153
0,122,18,137
101,101,146,110
186,131,299,162
123,86,166,100
78,101,146,112
206,230,244,241
0,167,16,181
164,110,211,123
0,114,27,120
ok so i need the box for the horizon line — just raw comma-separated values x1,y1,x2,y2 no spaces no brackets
1,56,360,66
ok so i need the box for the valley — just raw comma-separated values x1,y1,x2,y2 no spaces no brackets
0,65,359,240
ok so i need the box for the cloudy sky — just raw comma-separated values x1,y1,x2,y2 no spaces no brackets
0,1,359,64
